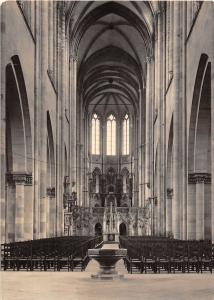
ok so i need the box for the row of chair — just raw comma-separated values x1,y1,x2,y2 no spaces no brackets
120,236,214,274
1,236,103,271
124,255,213,274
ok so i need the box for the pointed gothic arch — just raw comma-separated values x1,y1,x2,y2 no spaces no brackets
188,54,211,240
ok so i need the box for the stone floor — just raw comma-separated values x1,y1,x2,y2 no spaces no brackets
1,244,214,300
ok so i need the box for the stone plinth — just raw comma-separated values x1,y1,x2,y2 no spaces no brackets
88,248,127,280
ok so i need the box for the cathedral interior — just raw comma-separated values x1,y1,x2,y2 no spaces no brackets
0,0,214,278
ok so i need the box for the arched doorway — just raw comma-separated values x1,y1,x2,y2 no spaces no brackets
119,223,127,236
95,223,102,236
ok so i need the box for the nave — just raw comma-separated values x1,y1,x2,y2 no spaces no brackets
0,1,214,298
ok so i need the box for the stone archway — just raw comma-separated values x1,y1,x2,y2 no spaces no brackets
188,54,211,240
5,56,32,242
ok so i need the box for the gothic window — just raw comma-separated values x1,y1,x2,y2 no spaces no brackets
122,114,129,155
91,113,100,155
107,114,116,155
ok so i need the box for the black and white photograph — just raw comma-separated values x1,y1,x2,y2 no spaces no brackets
0,0,213,299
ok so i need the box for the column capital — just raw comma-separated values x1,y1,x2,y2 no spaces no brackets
69,54,78,63
6,173,32,186
188,173,211,184
58,2,66,17
146,56,152,63
154,3,165,18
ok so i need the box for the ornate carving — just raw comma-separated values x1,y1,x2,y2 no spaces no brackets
47,187,56,198
188,173,211,184
167,188,173,199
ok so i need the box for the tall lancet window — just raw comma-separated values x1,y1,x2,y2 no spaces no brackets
91,113,100,155
122,114,129,155
107,114,116,155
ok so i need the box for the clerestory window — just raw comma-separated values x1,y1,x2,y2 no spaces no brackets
106,114,116,155
122,114,129,155
91,113,100,155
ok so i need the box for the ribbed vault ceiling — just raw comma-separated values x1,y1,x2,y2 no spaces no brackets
65,1,157,116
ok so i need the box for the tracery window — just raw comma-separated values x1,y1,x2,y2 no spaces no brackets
107,114,116,155
91,113,100,155
122,114,129,155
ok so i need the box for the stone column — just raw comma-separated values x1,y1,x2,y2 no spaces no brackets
204,176,212,240
15,182,25,241
188,173,211,240
83,116,89,206
156,6,166,236
172,2,184,239
47,187,56,237
138,89,143,207
69,57,77,199
196,177,204,240
166,188,173,235
6,173,31,241
168,2,173,78
187,175,196,239
33,1,48,239
76,90,82,206
46,190,50,237
39,1,48,238
48,1,53,71
56,3,66,235
80,143,84,206
182,2,188,240
145,57,153,201
33,0,40,239
24,175,33,240
5,178,15,242
133,115,139,206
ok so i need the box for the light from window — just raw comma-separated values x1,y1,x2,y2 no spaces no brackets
107,114,116,155
122,114,129,155
91,114,100,155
